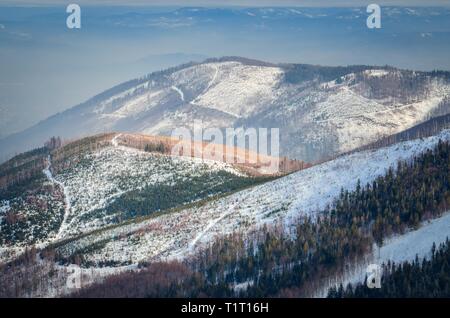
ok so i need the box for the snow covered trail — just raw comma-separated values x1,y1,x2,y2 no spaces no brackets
205,64,219,91
47,135,125,239
111,133,122,147
192,64,219,104
189,64,220,108
313,95,444,124
171,86,185,102
43,155,72,240
188,197,246,252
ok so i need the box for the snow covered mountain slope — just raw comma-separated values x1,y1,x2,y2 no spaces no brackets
1,57,449,164
51,129,450,266
0,133,268,264
313,212,450,298
52,145,252,239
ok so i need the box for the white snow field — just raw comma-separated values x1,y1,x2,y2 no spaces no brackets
186,62,284,118
54,130,450,266
308,78,449,153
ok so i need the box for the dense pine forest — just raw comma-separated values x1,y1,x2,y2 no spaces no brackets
70,139,450,298
328,240,450,298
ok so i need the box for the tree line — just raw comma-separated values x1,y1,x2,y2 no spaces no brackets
328,239,450,298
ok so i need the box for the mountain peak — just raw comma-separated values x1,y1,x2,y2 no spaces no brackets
0,58,449,165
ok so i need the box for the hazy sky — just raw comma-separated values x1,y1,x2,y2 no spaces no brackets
2,0,450,7
1,3,449,139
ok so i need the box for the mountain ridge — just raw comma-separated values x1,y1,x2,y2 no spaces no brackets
1,131,294,264
1,57,449,165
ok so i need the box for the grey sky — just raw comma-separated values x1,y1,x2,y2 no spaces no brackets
1,0,450,7
1,0,449,139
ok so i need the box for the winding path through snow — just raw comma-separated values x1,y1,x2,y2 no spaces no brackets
206,65,219,92
43,155,72,240
195,64,219,101
171,86,185,102
111,133,122,147
187,191,252,252
188,202,237,251
171,65,219,107
50,134,136,236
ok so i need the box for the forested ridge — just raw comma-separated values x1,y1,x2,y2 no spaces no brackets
70,139,450,298
328,239,450,298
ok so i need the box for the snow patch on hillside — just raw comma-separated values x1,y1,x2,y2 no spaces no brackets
191,62,283,118
314,212,450,297
92,81,153,115
308,79,449,153
0,200,10,214
364,69,390,78
111,90,165,119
